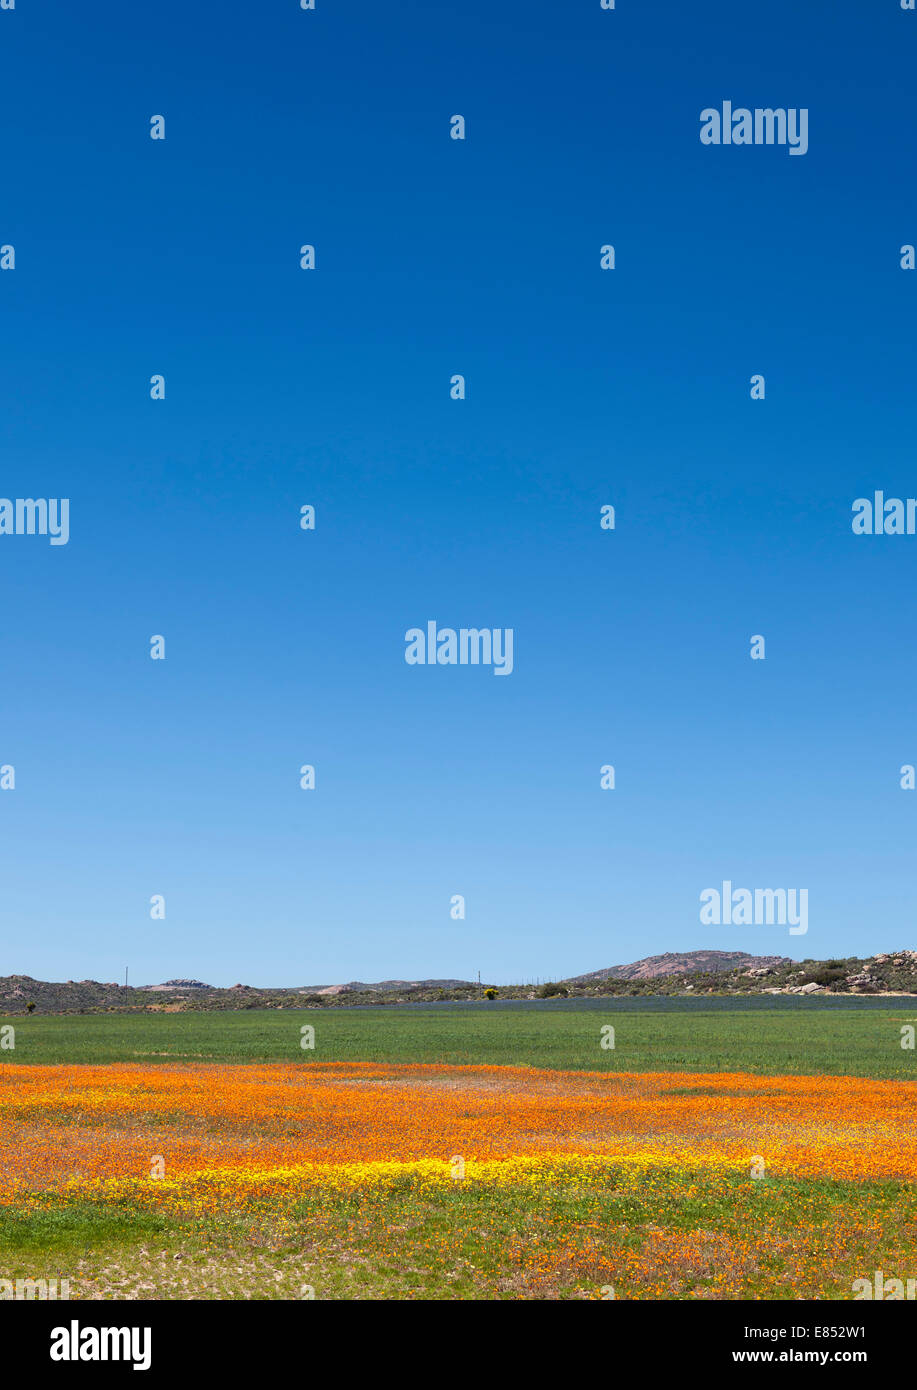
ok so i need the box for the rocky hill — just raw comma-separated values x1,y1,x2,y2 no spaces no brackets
2,951,917,1013
0,976,152,1013
565,950,792,984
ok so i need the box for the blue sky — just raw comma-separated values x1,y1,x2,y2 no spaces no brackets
0,0,915,986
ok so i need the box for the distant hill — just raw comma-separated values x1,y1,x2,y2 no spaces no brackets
251,979,473,995
0,973,480,1014
147,979,213,992
0,976,150,1013
3,951,917,1014
324,978,472,992
564,950,792,984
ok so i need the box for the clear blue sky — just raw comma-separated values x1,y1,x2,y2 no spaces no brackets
0,0,914,986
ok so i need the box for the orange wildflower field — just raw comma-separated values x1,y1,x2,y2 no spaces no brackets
1,1060,916,1299
1,1060,916,1196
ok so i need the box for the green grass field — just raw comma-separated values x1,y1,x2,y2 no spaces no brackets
3,998,917,1077
4,1168,915,1301
3,1000,915,1299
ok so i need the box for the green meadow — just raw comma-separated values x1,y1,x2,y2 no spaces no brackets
2,999,914,1299
2,996,916,1078
3,1167,914,1301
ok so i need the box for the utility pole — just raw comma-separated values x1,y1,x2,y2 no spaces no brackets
125,966,129,988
